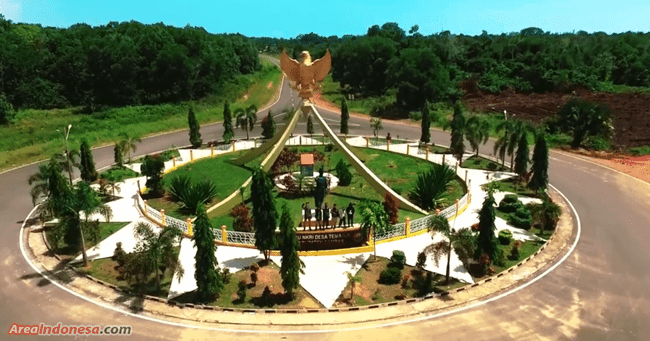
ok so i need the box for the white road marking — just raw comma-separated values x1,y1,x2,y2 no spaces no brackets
18,183,581,334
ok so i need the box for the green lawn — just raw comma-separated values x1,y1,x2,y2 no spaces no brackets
146,150,254,219
320,75,397,115
99,167,140,182
209,146,466,229
45,222,130,258
484,177,541,198
335,256,467,307
76,252,176,298
492,239,546,274
0,58,282,172
461,155,508,172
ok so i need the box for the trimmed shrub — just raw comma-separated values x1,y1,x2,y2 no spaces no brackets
250,272,258,286
221,268,232,284
401,274,411,289
416,251,427,270
230,204,253,232
335,159,352,186
389,250,406,269
379,267,402,285
237,280,247,301
510,241,522,260
498,230,513,245
112,242,127,267
509,206,532,230
498,194,522,213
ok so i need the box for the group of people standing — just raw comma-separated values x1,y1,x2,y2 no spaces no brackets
301,202,355,230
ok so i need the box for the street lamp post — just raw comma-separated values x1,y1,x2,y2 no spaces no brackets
58,124,73,185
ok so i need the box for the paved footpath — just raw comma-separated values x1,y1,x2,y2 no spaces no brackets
68,137,552,309
25,186,575,328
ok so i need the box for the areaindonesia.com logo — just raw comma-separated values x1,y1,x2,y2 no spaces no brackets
8,323,132,336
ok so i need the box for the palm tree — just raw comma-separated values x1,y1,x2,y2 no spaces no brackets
466,116,490,156
345,271,362,300
132,222,184,292
409,163,457,211
494,119,514,168
119,133,142,163
235,105,258,140
359,200,389,260
62,182,113,266
424,214,476,285
507,120,534,172
370,117,383,138
28,157,72,224
28,161,57,206
528,194,562,235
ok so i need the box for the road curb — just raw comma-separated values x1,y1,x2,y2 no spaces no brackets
27,185,574,326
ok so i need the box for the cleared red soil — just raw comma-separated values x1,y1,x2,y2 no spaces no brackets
464,88,650,148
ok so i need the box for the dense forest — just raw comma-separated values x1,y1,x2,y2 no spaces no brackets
0,15,260,110
254,23,650,110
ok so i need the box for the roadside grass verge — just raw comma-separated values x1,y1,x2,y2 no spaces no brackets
0,58,282,172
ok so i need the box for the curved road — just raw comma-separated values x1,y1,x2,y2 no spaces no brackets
2,74,650,340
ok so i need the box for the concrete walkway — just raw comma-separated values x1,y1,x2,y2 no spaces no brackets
73,218,161,262
270,252,371,309
86,176,147,223
80,135,547,308
168,240,265,299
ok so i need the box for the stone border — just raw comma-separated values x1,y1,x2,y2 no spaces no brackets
26,184,575,322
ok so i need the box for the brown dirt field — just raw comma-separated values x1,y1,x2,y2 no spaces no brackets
463,88,650,148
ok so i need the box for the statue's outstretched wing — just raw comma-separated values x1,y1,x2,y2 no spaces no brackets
280,50,300,82
312,49,332,82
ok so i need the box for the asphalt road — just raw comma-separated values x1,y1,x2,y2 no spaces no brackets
2,74,650,340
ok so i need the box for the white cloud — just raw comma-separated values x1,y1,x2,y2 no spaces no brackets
1,0,22,22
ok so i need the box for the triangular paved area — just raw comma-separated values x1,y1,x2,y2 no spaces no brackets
270,252,371,309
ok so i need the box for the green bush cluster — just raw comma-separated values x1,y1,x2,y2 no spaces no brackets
497,230,513,245
509,207,532,230
335,159,352,186
389,250,406,269
498,194,522,213
379,267,402,285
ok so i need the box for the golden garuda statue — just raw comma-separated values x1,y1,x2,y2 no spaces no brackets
280,49,331,102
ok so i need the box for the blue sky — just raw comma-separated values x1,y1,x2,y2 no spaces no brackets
2,0,649,37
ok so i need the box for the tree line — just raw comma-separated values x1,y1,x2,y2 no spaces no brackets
0,15,260,110
255,23,650,110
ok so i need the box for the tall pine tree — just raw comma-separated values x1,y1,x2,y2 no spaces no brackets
420,101,431,144
251,168,277,261
528,131,549,193
306,115,315,135
279,203,305,297
79,139,97,182
476,187,498,265
222,101,234,143
340,98,349,135
514,133,530,180
261,111,276,139
449,102,466,163
193,203,223,302
188,105,202,148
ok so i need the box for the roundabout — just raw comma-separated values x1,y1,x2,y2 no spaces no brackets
4,70,650,340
